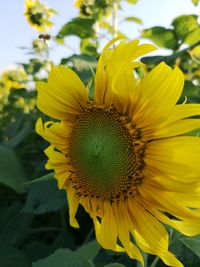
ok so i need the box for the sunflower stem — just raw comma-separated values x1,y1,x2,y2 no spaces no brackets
83,227,94,244
136,252,148,267
94,21,100,48
149,256,160,267
112,0,118,38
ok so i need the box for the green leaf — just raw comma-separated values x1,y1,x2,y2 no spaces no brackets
187,128,200,136
142,26,178,50
172,14,199,41
141,55,168,65
169,230,200,267
80,38,98,56
192,0,200,5
0,212,32,247
77,240,100,260
0,201,33,248
141,40,200,65
0,246,31,267
61,54,97,85
61,54,97,71
187,96,200,103
182,80,200,97
104,264,125,267
23,58,43,75
32,243,98,267
32,241,99,267
180,236,200,257
124,16,143,25
57,18,95,39
185,27,200,44
0,145,26,192
5,119,31,148
22,180,66,214
24,173,54,187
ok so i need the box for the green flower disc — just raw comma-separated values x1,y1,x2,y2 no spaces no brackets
69,107,137,199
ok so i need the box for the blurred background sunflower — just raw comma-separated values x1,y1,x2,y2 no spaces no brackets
24,0,56,32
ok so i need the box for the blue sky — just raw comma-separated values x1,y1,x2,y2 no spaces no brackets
0,0,199,72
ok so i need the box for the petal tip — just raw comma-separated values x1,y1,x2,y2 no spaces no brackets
35,117,44,135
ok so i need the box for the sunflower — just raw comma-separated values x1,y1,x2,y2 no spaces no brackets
36,37,200,267
1,67,28,92
24,0,55,32
74,0,85,8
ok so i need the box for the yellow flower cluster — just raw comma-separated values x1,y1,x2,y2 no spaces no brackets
24,0,56,32
1,68,28,92
74,0,113,18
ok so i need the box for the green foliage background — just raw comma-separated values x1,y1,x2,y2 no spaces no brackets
1,0,200,266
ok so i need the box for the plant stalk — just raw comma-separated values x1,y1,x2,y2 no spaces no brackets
112,0,118,38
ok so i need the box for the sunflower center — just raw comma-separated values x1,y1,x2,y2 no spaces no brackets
68,106,144,200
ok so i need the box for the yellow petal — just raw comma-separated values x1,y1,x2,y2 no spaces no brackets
167,192,200,208
144,169,200,192
139,184,200,220
150,207,200,237
36,118,71,152
44,146,70,189
94,49,111,105
25,0,34,8
95,38,155,105
128,200,183,267
130,62,184,131
166,103,200,122
113,201,144,266
129,199,169,249
112,69,137,115
74,0,84,8
145,136,200,182
95,36,124,105
147,119,200,139
37,65,88,120
92,215,126,253
66,185,80,228
97,201,117,250
54,168,70,189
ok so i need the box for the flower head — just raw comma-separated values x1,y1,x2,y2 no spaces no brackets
74,0,113,18
1,67,28,91
74,0,85,8
36,37,200,267
24,0,56,32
